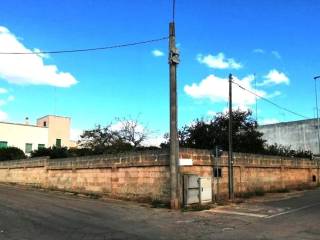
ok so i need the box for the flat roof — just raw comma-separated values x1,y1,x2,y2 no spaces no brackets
37,115,71,120
0,121,47,128
259,118,317,128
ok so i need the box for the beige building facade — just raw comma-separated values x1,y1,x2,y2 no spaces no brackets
0,115,73,153
37,115,71,148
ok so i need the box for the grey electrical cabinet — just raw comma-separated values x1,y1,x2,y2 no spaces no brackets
183,174,200,205
199,177,212,204
183,175,212,206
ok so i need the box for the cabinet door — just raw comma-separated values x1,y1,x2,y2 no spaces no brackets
199,177,212,203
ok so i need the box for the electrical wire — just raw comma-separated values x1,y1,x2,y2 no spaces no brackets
0,37,169,55
231,80,310,120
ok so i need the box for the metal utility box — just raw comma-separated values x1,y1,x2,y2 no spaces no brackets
183,175,212,206
183,174,200,205
199,177,212,204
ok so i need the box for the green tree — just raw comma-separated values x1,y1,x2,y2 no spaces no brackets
78,124,123,152
162,110,266,154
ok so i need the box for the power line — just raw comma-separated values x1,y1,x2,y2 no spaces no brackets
0,37,168,55
231,80,310,120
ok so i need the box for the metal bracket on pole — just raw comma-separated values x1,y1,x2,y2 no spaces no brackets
169,47,180,64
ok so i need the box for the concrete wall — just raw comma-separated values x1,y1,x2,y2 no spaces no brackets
259,119,319,154
0,122,48,153
0,149,318,203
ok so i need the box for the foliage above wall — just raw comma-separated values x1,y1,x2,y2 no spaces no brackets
78,117,150,153
0,147,26,161
161,109,313,159
162,110,265,153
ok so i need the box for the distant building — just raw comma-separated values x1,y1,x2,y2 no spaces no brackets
258,119,319,154
0,115,73,154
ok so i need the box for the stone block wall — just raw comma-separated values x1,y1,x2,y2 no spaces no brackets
0,152,171,202
0,148,318,203
179,149,319,199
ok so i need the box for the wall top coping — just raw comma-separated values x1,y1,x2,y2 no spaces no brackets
0,148,318,169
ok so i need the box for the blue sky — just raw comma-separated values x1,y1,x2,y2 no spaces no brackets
0,0,319,143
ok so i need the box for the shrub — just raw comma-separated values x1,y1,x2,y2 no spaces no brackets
31,145,160,159
271,188,290,193
254,188,265,196
67,147,97,157
0,147,26,161
31,146,69,159
263,143,313,159
236,187,266,198
30,147,52,158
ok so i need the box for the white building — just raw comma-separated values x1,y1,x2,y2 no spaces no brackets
0,115,74,154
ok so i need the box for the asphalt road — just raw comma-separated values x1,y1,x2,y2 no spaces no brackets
0,184,319,240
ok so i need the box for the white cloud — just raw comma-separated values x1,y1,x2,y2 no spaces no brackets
221,105,252,114
0,26,78,88
152,49,164,57
184,74,266,108
271,50,281,59
207,110,217,117
0,94,15,106
0,110,8,121
142,134,165,147
111,120,163,146
197,53,242,70
110,121,144,133
259,69,289,86
70,128,83,141
267,90,281,98
253,48,265,54
7,95,14,101
260,118,279,125
0,88,7,94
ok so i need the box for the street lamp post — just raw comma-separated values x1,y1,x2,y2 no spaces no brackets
314,76,320,155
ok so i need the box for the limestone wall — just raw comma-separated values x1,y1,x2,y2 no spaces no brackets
0,149,318,203
0,152,170,202
179,149,319,199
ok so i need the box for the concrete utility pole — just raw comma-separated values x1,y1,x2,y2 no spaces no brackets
169,22,180,209
215,146,220,202
314,76,320,155
228,74,234,200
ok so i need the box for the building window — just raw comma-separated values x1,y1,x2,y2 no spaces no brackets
0,141,8,149
43,121,47,127
25,143,32,153
214,168,222,178
38,144,45,149
56,139,61,148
